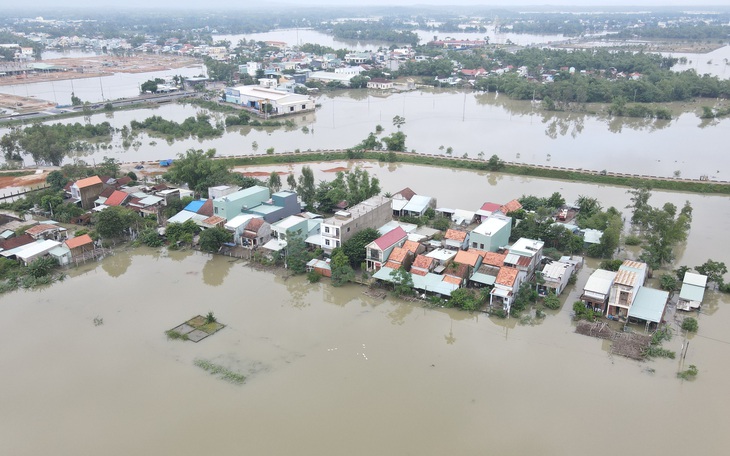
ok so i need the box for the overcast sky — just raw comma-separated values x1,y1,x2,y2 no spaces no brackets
3,1,730,9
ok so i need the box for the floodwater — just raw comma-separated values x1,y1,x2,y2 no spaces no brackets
2,88,727,179
2,166,729,455
662,45,730,79
0,65,206,106
214,28,565,51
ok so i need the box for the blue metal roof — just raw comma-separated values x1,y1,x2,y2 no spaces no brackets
184,200,205,213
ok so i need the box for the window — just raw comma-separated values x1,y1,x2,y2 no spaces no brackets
290,106,294,112
480,243,484,249
472,242,477,248
324,227,330,233
325,239,330,246
214,207,218,214
302,104,306,109
347,227,350,232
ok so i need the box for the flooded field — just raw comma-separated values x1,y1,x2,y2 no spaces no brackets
1,166,729,455
2,89,728,180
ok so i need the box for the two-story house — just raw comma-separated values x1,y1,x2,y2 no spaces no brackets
469,215,511,252
70,176,103,210
366,226,408,271
504,238,544,280
606,260,647,319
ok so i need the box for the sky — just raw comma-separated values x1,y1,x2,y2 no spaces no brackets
3,1,730,9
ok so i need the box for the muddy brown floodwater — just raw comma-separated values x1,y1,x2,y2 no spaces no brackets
1,165,729,455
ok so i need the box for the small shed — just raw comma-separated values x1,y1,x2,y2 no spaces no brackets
677,272,708,311
64,234,94,259
628,287,669,330
306,258,332,277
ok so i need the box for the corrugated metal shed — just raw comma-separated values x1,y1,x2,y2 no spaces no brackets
628,287,669,323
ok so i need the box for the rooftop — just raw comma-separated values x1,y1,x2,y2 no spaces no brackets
683,272,708,288
412,254,434,270
394,187,416,201
387,247,410,264
482,251,506,267
500,199,522,214
628,287,669,323
64,234,93,250
25,224,58,236
472,216,510,236
74,175,102,189
323,195,391,227
104,190,128,207
445,229,467,242
584,269,617,295
454,250,482,267
373,226,408,250
496,266,520,287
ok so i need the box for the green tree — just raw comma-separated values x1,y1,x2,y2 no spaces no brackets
382,131,406,151
141,78,163,93
695,260,727,287
286,173,297,191
390,267,414,297
93,206,139,239
627,185,653,230
285,235,310,274
165,219,199,247
96,156,120,178
681,317,699,332
331,249,354,287
297,166,316,209
449,288,479,311
543,292,561,310
46,170,68,191
268,171,282,193
164,148,233,196
659,273,678,291
70,92,82,106
341,228,380,267
27,256,58,279
392,115,406,129
486,154,505,171
199,227,233,253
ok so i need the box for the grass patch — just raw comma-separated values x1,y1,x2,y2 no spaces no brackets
165,329,189,341
194,358,246,385
197,321,222,334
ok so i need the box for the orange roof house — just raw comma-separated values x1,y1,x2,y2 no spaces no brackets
64,234,94,258
499,199,522,215
496,266,520,287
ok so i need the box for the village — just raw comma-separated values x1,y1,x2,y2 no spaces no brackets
0,160,712,363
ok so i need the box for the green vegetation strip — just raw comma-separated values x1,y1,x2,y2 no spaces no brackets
222,151,730,195
193,359,246,385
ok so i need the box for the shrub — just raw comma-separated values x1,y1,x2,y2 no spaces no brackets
677,365,698,380
543,292,561,310
205,311,217,324
681,317,699,332
307,270,321,283
624,234,642,246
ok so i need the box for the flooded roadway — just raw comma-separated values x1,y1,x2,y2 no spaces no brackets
1,164,729,455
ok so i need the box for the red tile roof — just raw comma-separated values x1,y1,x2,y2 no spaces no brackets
25,224,58,236
0,233,33,250
203,215,226,227
454,250,481,267
445,262,469,278
374,227,407,250
197,199,214,216
387,247,410,264
402,240,420,253
99,187,115,198
443,275,463,286
245,218,265,233
482,251,506,267
74,176,102,189
496,266,519,287
394,187,416,201
480,202,501,212
411,268,428,276
500,199,522,214
445,229,467,242
64,234,93,250
384,260,402,270
412,254,434,270
115,176,132,186
104,190,129,207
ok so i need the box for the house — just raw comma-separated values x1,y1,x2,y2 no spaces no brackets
580,269,617,314
245,190,302,223
454,249,484,273
367,78,394,90
0,233,34,253
490,266,526,311
504,238,544,279
606,261,648,320
240,218,271,249
366,226,408,271
224,214,259,246
401,195,436,217
444,229,469,250
70,176,103,209
320,195,391,254
101,190,129,207
208,185,238,199
402,240,422,256
469,215,511,252
224,86,315,115
538,260,577,296
425,248,457,273
384,246,414,270
410,254,435,276
582,228,603,247
201,215,226,229
391,187,416,216
25,224,66,241
476,202,501,222
677,272,708,311
306,258,332,277
271,215,310,242
443,262,469,287
627,287,669,330
372,266,459,297
212,186,269,221
64,234,94,260
14,239,62,266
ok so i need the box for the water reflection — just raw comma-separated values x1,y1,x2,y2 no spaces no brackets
202,255,234,287
101,250,132,278
387,301,415,325
542,112,585,139
275,273,313,309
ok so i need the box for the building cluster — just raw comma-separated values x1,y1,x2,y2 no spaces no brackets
0,174,709,328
